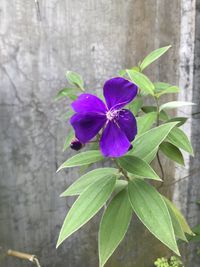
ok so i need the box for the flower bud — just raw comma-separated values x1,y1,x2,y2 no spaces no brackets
70,138,83,151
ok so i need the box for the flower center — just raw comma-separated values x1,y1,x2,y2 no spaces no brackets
106,109,119,121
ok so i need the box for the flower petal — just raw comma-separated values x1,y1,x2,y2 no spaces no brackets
117,109,137,142
71,94,107,114
103,77,138,109
70,113,106,143
100,121,130,157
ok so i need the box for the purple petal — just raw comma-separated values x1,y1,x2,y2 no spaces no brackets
103,77,138,109
71,94,107,114
100,121,130,157
70,113,106,143
117,109,137,142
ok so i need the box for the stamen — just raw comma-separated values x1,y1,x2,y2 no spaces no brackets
106,109,119,121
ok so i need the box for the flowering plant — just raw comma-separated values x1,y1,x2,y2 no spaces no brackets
55,46,195,266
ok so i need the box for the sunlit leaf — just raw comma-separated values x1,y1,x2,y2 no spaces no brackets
126,69,155,95
139,45,171,71
66,71,84,91
137,112,157,135
54,88,78,101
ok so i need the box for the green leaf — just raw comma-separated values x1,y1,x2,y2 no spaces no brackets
137,112,157,135
60,168,118,196
128,178,179,255
57,175,116,247
167,127,194,155
160,142,184,166
128,96,143,116
166,117,188,127
63,110,74,121
154,82,180,98
141,106,169,121
113,180,128,195
99,189,132,267
143,147,158,163
163,197,193,236
54,88,78,101
118,69,126,77
63,128,74,152
139,45,171,71
126,69,155,95
163,197,187,241
159,101,195,112
129,122,178,159
66,71,84,91
118,156,161,181
57,150,104,171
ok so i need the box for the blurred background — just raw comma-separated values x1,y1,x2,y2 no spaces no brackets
0,1,199,267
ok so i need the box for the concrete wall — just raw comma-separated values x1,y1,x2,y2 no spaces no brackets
0,1,198,267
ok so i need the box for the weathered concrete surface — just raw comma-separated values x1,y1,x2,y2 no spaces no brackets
0,1,198,267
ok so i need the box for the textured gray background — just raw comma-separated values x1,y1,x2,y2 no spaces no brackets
0,1,199,267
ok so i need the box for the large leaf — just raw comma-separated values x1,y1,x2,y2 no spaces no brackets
163,197,187,241
139,45,171,71
167,127,194,155
57,150,104,171
160,142,184,166
128,179,179,255
66,71,84,91
129,122,178,159
137,112,157,135
118,156,161,181
159,101,195,112
163,197,193,236
60,168,118,196
63,128,74,152
143,147,158,163
99,189,132,267
57,175,116,247
126,69,155,95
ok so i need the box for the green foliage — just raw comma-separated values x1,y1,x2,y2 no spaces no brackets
127,69,155,95
99,189,132,267
154,256,184,267
56,46,194,266
139,45,171,71
66,71,84,91
128,178,180,255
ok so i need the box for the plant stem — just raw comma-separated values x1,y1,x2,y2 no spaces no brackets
155,97,165,180
112,158,130,181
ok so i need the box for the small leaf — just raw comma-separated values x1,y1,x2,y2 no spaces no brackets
129,122,178,159
126,69,155,95
154,82,180,98
54,88,78,101
128,178,180,255
160,142,184,166
57,150,103,171
63,128,74,152
137,112,157,135
99,189,132,267
142,106,169,121
60,168,118,196
57,175,116,247
167,127,194,155
66,71,84,91
163,196,187,241
163,197,193,236
128,96,143,116
118,69,126,77
159,101,195,112
139,45,171,71
166,117,188,127
118,156,161,181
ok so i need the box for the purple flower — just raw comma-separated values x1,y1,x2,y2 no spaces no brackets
70,77,138,157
